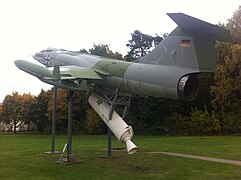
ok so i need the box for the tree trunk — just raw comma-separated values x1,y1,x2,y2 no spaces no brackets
13,122,16,134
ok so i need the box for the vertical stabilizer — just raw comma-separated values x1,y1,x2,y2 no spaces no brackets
139,13,232,72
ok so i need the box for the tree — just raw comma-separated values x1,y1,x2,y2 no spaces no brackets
47,88,68,133
2,92,22,133
209,5,241,134
31,89,52,132
85,108,104,134
79,48,88,54
89,44,123,59
0,103,3,123
211,44,241,133
226,6,241,44
72,91,89,134
129,96,190,135
1,92,34,133
125,30,163,61
21,93,35,125
46,89,89,134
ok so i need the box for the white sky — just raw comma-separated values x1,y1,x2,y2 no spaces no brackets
0,0,240,102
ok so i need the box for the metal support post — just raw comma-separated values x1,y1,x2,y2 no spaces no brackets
107,128,112,157
67,90,74,161
43,87,60,155
57,90,81,164
51,86,57,153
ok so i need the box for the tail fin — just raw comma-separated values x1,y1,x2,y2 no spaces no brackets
139,13,232,72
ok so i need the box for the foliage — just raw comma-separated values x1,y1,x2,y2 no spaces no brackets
21,93,36,124
89,44,123,59
47,88,68,133
164,112,192,135
79,48,88,54
215,42,232,65
190,109,221,135
226,5,241,44
125,30,163,61
85,108,105,134
208,6,241,134
72,91,89,134
1,92,34,133
129,97,191,135
211,45,241,112
46,88,90,134
211,44,241,134
0,103,3,122
31,89,52,132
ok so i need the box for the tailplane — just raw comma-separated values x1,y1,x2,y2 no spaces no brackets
139,13,232,72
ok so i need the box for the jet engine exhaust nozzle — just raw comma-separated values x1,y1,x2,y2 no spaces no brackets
177,74,199,101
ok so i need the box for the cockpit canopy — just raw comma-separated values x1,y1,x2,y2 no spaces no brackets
34,47,65,66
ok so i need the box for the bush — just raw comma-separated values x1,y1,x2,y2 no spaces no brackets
191,108,221,135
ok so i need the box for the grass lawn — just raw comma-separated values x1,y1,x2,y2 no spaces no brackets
0,134,241,179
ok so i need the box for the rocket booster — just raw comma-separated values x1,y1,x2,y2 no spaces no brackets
88,93,138,154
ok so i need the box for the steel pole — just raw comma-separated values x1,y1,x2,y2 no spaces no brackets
67,91,74,160
51,87,57,153
108,128,112,157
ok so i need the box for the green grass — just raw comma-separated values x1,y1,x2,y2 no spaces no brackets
0,134,241,179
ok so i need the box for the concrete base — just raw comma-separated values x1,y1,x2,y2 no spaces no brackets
43,151,61,155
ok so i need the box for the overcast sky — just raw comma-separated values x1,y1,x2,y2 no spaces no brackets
0,0,240,102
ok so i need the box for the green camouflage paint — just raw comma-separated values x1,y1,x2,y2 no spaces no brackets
92,59,132,77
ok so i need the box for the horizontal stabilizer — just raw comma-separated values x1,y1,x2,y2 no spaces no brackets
167,13,232,42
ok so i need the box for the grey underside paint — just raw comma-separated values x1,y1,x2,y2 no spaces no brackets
55,53,101,68
123,63,198,99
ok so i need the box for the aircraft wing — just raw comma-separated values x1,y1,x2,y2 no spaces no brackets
14,60,103,82
44,65,103,80
61,69,103,80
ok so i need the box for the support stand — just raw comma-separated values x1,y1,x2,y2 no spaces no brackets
89,93,137,157
57,90,80,164
67,90,74,161
43,86,60,155
96,89,131,158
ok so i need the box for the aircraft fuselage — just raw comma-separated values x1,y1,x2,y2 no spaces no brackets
41,51,199,100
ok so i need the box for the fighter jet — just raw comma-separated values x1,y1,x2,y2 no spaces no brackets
14,13,231,154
